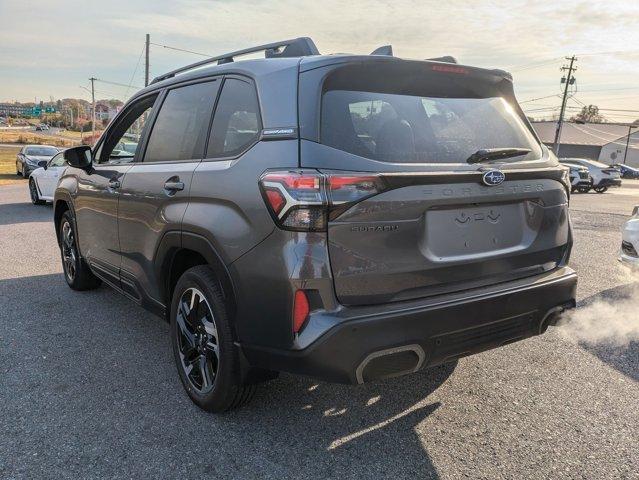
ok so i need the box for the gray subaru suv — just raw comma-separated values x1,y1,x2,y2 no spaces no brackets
54,38,577,412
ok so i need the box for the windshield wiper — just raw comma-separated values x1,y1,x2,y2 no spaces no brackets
466,148,531,164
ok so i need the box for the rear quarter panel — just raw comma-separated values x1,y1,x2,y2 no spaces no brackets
183,140,299,265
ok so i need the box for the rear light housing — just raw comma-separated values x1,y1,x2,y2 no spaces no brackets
259,171,386,231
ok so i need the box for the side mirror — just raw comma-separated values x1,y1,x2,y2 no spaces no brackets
64,146,92,169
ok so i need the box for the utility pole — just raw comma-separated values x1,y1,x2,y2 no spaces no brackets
145,34,150,87
89,77,96,143
66,106,74,129
553,55,577,156
622,124,636,165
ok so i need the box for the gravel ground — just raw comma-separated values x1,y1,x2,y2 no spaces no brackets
1,182,638,479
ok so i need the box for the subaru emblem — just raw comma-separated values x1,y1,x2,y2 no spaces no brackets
482,170,505,186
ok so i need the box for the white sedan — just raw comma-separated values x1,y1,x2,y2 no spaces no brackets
28,151,67,205
620,205,639,266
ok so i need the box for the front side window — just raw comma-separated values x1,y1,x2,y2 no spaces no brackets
144,80,220,163
49,152,66,167
206,78,261,158
98,94,157,164
321,89,542,164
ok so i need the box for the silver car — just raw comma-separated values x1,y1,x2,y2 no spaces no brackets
15,144,59,178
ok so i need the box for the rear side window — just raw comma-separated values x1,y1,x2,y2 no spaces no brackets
320,71,542,164
144,80,220,162
206,78,261,158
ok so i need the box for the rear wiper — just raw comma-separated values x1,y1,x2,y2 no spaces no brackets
466,148,531,164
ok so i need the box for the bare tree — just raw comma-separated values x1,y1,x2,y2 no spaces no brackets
571,105,604,123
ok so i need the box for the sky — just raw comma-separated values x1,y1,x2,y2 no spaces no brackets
1,0,639,122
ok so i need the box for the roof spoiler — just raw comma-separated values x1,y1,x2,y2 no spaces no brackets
370,45,393,56
151,37,320,84
426,56,458,64
367,48,459,64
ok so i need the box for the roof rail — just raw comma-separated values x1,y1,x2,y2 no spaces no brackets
151,37,320,84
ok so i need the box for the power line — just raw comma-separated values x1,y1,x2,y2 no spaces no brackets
149,42,210,57
506,56,564,70
578,86,639,93
93,89,126,98
510,58,564,72
523,106,560,113
96,78,143,90
125,43,146,98
519,94,563,104
577,49,639,57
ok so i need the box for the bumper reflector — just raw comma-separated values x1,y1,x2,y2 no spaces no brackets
293,290,310,334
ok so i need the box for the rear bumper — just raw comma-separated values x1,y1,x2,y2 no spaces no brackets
241,267,577,384
619,253,639,266
620,220,639,265
597,178,622,187
572,179,591,187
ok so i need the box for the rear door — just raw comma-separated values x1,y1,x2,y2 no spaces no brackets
299,60,571,305
117,79,221,303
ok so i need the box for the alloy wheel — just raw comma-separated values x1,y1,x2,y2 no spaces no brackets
176,287,219,394
61,221,77,281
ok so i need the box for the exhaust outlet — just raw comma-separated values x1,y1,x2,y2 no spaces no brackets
355,344,425,384
538,301,576,334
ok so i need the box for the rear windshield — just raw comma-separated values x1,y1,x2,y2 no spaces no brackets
321,88,541,164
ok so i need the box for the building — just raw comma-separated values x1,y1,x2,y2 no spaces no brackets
532,121,639,168
94,102,122,122
0,102,32,117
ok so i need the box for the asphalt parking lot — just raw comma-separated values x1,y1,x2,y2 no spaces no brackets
1,182,638,479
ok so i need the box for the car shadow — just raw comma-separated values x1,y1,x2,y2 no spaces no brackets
572,284,639,382
0,173,24,183
0,197,52,225
1,272,455,479
238,363,455,478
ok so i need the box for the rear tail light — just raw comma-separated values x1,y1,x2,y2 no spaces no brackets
292,289,310,333
260,171,386,231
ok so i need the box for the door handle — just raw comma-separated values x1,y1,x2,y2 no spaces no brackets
108,179,121,189
164,180,185,192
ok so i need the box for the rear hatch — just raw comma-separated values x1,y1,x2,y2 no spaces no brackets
298,58,571,306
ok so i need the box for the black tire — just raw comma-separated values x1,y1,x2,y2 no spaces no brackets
170,265,255,412
577,186,591,194
58,211,102,291
594,186,608,194
29,179,45,205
